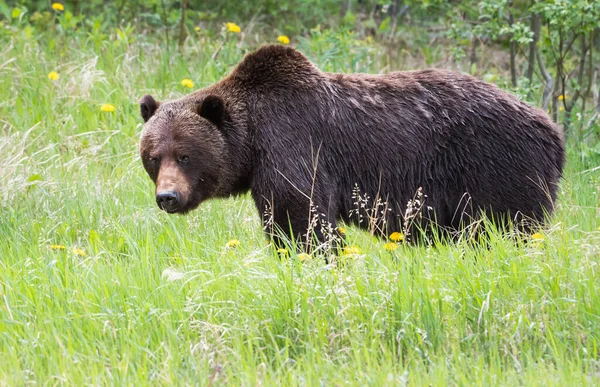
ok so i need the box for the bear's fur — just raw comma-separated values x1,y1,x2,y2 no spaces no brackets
139,45,565,247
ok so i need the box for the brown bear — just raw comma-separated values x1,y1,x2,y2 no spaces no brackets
139,45,565,248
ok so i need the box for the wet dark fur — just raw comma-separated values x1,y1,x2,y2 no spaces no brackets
140,45,565,246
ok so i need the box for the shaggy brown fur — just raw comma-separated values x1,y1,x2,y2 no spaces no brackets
139,45,565,248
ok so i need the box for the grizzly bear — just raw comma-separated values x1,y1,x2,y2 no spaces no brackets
139,45,565,248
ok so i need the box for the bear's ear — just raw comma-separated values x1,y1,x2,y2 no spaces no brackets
140,94,160,123
198,95,225,127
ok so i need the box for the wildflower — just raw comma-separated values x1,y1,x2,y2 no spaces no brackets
181,78,194,88
559,106,564,112
277,35,290,45
100,104,115,112
383,242,398,251
342,246,361,255
337,227,346,235
277,248,289,256
225,239,240,248
195,26,200,32
49,244,66,250
389,232,404,242
51,3,64,12
73,248,87,257
558,95,565,101
48,71,59,81
226,22,241,33
298,253,311,261
531,233,544,248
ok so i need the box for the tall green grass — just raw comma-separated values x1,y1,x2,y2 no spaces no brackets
1,28,599,386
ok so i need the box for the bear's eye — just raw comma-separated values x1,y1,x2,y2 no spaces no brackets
178,155,190,164
148,157,159,165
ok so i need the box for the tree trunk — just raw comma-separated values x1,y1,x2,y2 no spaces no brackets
536,48,553,111
508,6,517,87
178,0,188,49
526,9,541,98
470,37,479,66
565,34,588,131
160,0,170,50
586,70,599,130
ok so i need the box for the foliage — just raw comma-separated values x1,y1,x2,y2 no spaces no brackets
2,1,598,144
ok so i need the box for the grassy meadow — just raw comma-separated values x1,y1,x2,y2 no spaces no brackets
1,21,600,386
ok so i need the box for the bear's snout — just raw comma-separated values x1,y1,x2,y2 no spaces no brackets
156,191,180,213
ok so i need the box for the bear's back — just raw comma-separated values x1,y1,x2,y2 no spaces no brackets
317,69,564,230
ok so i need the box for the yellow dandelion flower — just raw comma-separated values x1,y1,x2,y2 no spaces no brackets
337,227,346,234
226,22,241,33
559,106,564,112
48,71,59,81
298,253,311,261
531,233,544,241
597,226,600,231
195,26,200,32
383,242,398,251
277,35,290,45
558,95,565,101
51,3,64,12
181,78,194,88
73,248,87,257
277,248,289,256
100,104,115,112
225,239,240,248
389,232,404,242
49,244,66,250
342,246,361,255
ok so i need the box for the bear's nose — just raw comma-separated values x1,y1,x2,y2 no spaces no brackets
156,191,179,212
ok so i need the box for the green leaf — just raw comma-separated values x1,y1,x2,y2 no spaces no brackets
27,174,42,182
470,63,477,75
483,73,499,83
379,17,390,32
116,237,125,252
89,229,101,252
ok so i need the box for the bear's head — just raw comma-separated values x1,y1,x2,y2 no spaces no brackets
139,93,247,214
